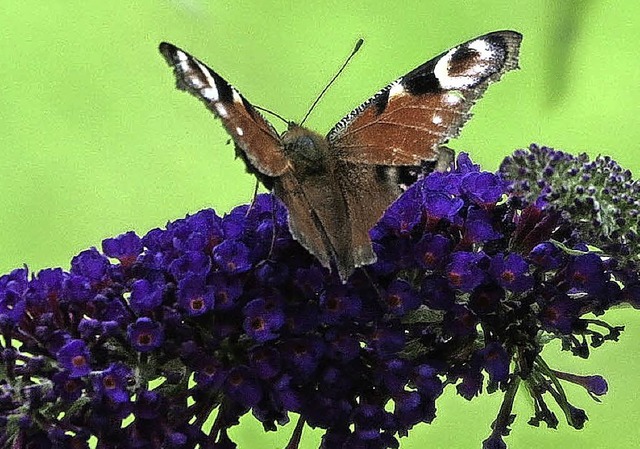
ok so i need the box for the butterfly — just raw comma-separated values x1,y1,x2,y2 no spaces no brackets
159,30,522,282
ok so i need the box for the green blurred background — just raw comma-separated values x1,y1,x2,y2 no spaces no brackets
1,1,639,448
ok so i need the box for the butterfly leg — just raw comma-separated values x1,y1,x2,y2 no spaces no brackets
435,146,455,172
245,179,262,217
267,193,278,259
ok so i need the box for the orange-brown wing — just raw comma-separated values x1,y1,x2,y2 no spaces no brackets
326,31,522,166
159,42,290,177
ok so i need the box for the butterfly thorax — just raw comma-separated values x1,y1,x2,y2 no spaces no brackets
281,124,330,176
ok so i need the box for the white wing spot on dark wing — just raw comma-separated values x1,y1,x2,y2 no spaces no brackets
194,60,219,101
201,87,218,101
434,38,500,90
236,127,244,136
388,81,405,99
175,49,187,62
232,90,243,104
175,50,192,73
444,92,464,105
215,103,228,118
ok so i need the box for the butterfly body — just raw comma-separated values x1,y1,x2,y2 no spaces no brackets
159,31,522,281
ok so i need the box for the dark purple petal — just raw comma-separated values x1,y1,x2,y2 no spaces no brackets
478,342,510,383
469,284,505,316
489,253,533,293
70,248,110,281
414,233,451,270
539,295,580,334
213,240,251,274
177,274,214,316
529,242,564,270
446,252,487,292
368,326,405,357
420,277,456,310
225,365,262,407
52,371,84,402
169,251,212,280
457,369,484,400
129,279,164,314
456,152,481,174
56,339,91,378
422,192,464,223
566,253,608,294
249,345,282,380
127,317,164,352
375,190,423,237
243,297,285,343
463,208,502,244
210,273,243,311
93,363,131,403
444,304,478,337
384,279,420,315
320,286,362,324
552,370,608,396
461,172,507,206
102,231,142,267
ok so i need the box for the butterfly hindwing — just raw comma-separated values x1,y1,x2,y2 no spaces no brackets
159,42,290,177
336,163,401,275
274,161,400,280
326,30,522,166
274,171,344,272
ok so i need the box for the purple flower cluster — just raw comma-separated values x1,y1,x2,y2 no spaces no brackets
499,144,640,270
0,152,635,449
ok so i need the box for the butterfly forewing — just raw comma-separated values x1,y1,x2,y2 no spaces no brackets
326,31,522,166
159,42,290,177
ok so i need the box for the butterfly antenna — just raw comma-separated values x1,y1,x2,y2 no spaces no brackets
299,38,364,127
254,105,290,126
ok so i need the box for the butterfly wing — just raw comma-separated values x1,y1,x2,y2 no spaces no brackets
335,163,401,274
326,31,522,166
274,162,399,281
159,42,290,177
273,171,345,273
